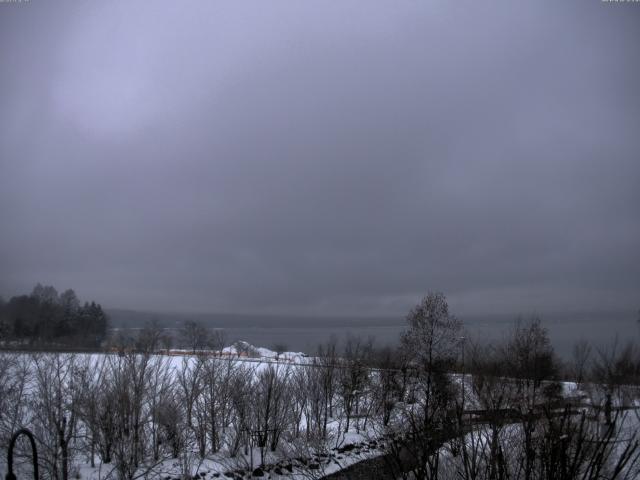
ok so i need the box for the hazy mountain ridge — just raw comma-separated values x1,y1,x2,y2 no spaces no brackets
107,307,636,329
105,308,405,329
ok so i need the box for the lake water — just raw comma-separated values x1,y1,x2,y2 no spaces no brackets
109,309,639,359
215,311,639,358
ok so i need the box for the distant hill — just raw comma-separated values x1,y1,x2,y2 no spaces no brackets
105,308,405,329
106,307,636,329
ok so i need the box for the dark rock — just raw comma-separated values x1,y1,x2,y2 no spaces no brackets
308,463,320,470
337,442,358,454
252,467,264,477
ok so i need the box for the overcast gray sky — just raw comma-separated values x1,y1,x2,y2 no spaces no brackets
0,0,638,317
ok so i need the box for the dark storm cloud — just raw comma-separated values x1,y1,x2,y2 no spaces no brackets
1,0,639,316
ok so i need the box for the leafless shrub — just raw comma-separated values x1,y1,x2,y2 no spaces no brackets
0,352,30,450
30,353,86,480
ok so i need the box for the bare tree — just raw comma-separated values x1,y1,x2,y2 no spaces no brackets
180,320,216,353
197,354,238,454
590,340,640,426
387,292,463,480
177,356,205,456
297,358,331,442
106,351,157,480
0,352,31,451
450,340,517,480
338,336,372,433
290,367,309,439
153,387,182,459
370,346,402,427
76,355,109,467
228,364,255,457
502,317,558,480
316,337,339,437
146,354,174,461
136,320,172,354
31,353,86,480
571,339,592,387
251,363,292,457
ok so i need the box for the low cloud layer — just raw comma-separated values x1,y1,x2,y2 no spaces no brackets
1,0,639,316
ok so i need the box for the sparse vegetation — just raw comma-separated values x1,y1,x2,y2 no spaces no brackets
1,292,640,480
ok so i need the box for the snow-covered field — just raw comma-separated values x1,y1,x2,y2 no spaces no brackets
0,343,388,480
3,342,640,480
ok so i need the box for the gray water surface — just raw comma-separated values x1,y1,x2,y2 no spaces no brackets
108,309,638,358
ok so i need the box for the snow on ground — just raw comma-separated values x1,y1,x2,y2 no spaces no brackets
71,435,384,480
0,345,382,480
8,344,628,479
218,341,309,364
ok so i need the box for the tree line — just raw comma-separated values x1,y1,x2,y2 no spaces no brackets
1,292,640,480
379,293,640,480
0,284,108,348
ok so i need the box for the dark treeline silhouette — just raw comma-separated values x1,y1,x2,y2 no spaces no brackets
0,284,108,348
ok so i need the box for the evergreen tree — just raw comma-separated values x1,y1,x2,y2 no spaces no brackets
2,284,108,347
